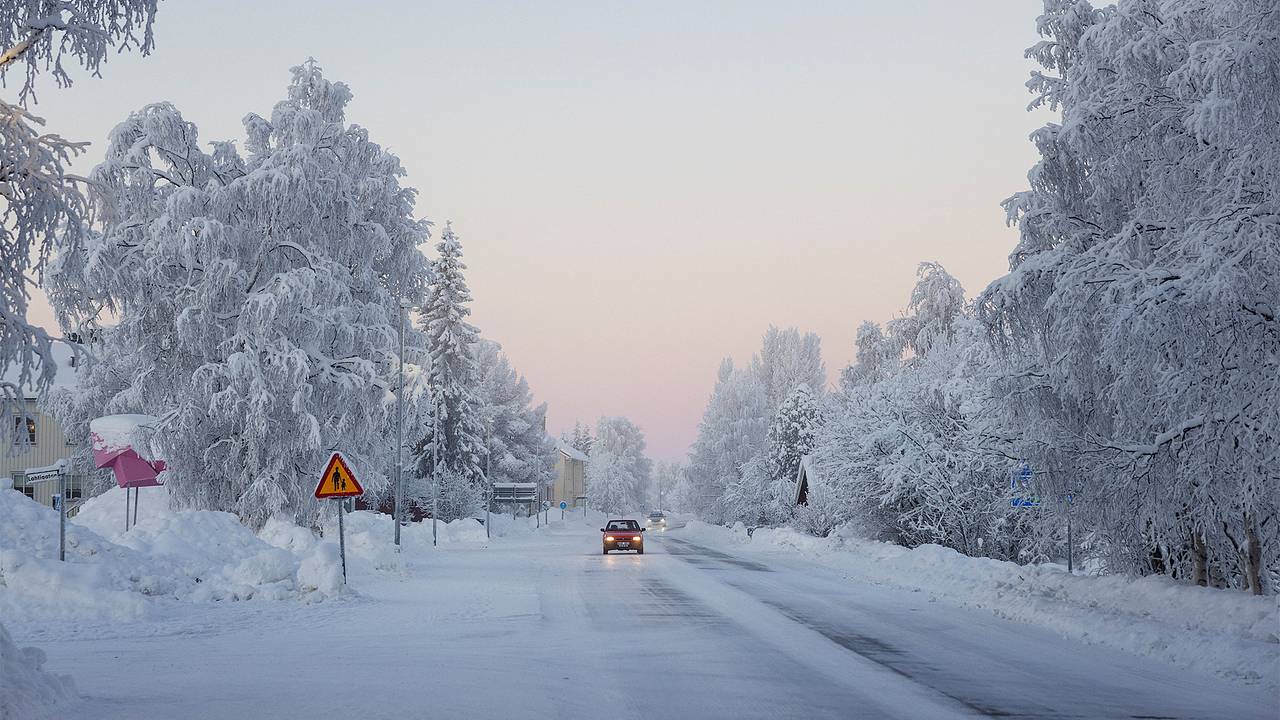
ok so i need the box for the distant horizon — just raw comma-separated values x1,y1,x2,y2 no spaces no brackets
25,1,1050,461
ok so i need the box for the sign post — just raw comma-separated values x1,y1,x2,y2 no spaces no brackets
314,453,364,584
560,500,567,521
26,461,68,560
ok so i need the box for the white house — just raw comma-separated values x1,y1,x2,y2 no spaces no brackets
1,344,86,509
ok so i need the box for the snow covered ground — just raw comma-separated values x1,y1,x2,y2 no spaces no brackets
673,519,1280,689
2,494,1275,719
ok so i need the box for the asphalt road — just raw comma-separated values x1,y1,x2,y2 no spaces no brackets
584,530,1274,720
29,517,1276,720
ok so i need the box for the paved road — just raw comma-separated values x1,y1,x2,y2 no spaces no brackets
30,519,1275,720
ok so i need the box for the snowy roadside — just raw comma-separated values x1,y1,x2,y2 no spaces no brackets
669,520,1279,690
0,487,544,630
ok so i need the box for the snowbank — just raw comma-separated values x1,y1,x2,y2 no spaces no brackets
672,521,1280,688
0,621,74,720
2,488,354,625
2,485,550,630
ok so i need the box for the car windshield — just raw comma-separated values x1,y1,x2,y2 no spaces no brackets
607,520,638,530
649,512,663,517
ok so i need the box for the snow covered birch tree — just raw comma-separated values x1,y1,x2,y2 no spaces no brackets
586,416,651,514
473,338,556,487
0,0,159,412
685,358,767,523
47,61,431,528
978,0,1279,592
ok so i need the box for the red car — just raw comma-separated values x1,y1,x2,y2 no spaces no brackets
601,519,645,554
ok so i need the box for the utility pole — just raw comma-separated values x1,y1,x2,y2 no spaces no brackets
394,300,406,549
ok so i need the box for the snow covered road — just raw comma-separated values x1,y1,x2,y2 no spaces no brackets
24,518,1275,720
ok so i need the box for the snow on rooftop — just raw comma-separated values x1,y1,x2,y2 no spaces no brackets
556,439,588,462
90,414,161,455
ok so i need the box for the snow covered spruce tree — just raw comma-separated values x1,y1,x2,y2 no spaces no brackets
979,0,1279,592
473,339,557,487
724,386,826,527
585,416,652,515
764,385,825,520
0,0,159,409
47,61,432,529
413,223,487,520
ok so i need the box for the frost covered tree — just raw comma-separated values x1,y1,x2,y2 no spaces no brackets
756,325,826,411
725,385,826,526
473,339,556,487
584,450,630,516
979,0,1279,593
685,357,768,523
763,385,825,520
47,61,431,529
888,262,966,358
839,320,899,391
0,0,159,411
413,223,486,520
564,420,594,456
648,459,682,510
586,416,651,514
811,266,1015,555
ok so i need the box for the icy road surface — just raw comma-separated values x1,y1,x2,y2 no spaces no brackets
26,517,1275,720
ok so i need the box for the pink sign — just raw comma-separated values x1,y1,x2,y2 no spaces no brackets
90,415,167,489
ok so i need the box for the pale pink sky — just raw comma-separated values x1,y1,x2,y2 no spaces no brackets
26,1,1050,460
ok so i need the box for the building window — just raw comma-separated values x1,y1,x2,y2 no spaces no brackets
13,416,36,445
21,486,34,499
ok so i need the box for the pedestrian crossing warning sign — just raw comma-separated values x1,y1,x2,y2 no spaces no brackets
315,453,364,499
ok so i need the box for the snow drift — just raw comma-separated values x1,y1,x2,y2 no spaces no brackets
1,486,524,628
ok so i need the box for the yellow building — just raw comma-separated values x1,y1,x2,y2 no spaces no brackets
1,345,87,509
548,440,587,509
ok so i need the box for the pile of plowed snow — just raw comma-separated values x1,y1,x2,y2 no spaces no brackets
0,620,74,719
0,487,502,625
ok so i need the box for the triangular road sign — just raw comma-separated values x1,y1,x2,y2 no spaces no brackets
315,453,364,499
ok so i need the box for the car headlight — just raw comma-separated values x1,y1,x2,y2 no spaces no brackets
632,536,642,542
605,536,615,542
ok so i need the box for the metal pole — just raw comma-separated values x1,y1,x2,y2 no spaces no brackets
124,487,130,532
1067,514,1073,575
133,486,140,526
394,301,405,548
58,468,65,562
338,499,347,584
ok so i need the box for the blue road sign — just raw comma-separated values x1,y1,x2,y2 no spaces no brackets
559,501,568,510
1011,464,1038,508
